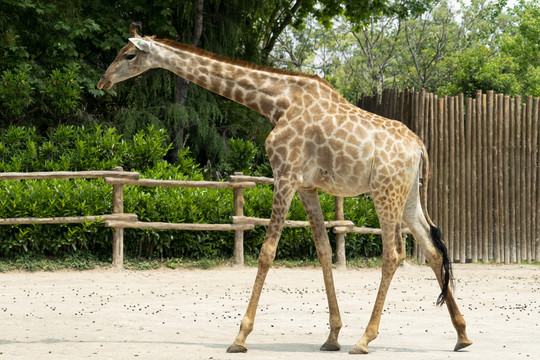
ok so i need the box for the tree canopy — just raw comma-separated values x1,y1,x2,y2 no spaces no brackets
272,0,539,99
1,0,537,167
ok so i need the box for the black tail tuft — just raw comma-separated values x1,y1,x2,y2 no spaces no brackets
430,225,452,306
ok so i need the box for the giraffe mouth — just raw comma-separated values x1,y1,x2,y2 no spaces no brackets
97,77,113,90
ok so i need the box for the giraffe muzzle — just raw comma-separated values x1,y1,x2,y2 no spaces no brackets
97,77,113,90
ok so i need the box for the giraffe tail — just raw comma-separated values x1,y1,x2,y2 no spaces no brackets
420,147,452,306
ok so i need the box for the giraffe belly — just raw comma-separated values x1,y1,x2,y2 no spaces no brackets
299,161,372,198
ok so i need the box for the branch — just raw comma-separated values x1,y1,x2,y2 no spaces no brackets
404,23,423,83
261,0,304,65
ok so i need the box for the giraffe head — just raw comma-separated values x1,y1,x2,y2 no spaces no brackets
97,23,156,90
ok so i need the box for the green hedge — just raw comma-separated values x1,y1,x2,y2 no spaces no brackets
0,126,383,260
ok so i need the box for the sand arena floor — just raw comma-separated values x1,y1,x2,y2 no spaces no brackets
0,263,538,359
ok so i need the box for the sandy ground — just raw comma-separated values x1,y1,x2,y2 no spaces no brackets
0,263,538,360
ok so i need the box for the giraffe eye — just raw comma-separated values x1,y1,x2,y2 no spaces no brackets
125,53,136,60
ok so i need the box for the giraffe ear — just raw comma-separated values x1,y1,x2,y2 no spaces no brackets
129,38,153,52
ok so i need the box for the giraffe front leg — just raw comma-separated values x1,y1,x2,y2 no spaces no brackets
350,220,405,354
226,264,268,353
298,190,342,351
227,181,295,353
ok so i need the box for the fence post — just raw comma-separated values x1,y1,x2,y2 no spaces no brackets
231,172,245,266
535,98,540,263
334,197,346,269
112,166,125,268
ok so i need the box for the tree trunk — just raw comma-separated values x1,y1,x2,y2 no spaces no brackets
260,0,304,66
170,0,204,162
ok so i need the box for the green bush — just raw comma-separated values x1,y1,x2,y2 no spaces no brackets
0,124,180,257
0,178,110,255
0,64,35,117
0,124,170,172
0,126,381,260
219,138,258,176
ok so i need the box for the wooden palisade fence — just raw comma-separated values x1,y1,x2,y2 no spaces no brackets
358,89,540,264
0,169,399,268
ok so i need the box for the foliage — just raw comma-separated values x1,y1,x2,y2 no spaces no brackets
0,252,109,272
438,1,540,97
7,0,539,263
440,45,522,97
269,2,459,97
217,138,258,177
1,0,536,158
500,1,540,97
0,62,87,122
0,64,34,118
243,187,382,260
0,125,178,256
271,0,539,100
45,63,84,116
343,195,382,257
0,124,170,172
0,0,100,124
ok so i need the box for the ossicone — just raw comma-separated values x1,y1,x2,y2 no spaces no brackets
130,22,142,37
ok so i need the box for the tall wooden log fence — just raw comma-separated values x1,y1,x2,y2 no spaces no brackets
358,89,540,264
0,169,406,268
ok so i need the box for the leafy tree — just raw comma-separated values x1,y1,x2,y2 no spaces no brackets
268,1,456,99
269,15,320,71
0,0,100,125
269,14,404,101
441,44,521,97
400,1,465,91
436,0,539,97
246,0,431,65
501,1,540,96
271,0,536,101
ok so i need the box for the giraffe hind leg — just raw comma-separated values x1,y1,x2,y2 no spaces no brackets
402,181,472,351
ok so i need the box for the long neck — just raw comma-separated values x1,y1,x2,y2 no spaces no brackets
153,41,300,122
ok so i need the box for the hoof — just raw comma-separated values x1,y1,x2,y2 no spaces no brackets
226,344,248,353
454,339,473,351
349,345,369,354
320,342,341,351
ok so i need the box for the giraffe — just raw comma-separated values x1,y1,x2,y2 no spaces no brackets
97,24,472,354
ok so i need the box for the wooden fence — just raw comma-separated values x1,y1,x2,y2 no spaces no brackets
358,89,540,264
0,169,401,268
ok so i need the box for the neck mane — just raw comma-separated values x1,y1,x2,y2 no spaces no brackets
155,38,333,88
151,38,338,122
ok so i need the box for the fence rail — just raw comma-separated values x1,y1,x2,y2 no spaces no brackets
0,169,394,268
0,213,137,225
358,89,540,264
